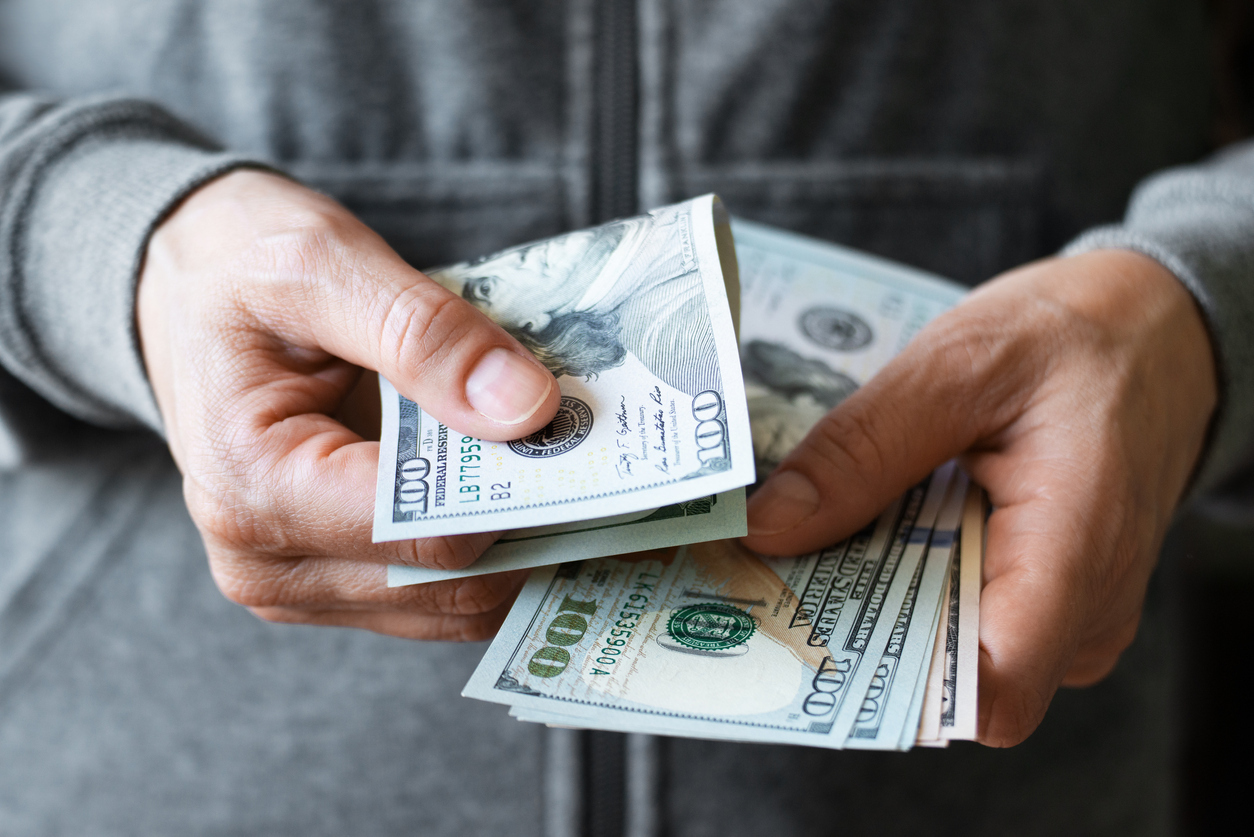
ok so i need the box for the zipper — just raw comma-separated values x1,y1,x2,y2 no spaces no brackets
583,729,627,837
583,5,640,837
590,0,640,224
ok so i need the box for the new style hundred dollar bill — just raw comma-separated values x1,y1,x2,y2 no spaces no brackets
467,220,987,750
374,195,754,543
733,218,966,478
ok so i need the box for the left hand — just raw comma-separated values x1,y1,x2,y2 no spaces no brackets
741,249,1217,746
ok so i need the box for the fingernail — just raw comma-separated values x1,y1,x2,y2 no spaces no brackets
747,470,820,537
466,348,553,425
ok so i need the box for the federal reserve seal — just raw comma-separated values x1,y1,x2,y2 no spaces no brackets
508,396,593,458
665,603,757,651
798,306,874,352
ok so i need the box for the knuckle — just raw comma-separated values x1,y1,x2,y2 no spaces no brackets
1066,614,1141,686
804,402,893,482
242,206,366,316
256,211,349,280
922,301,1050,422
454,613,505,642
931,317,1017,414
384,613,499,642
214,570,275,608
183,429,307,562
208,551,304,609
186,477,253,544
208,558,259,607
935,321,999,393
1110,612,1142,653
982,682,1050,748
187,471,287,560
248,606,305,626
410,535,485,572
448,575,516,616
379,286,482,376
1063,653,1121,687
230,585,282,609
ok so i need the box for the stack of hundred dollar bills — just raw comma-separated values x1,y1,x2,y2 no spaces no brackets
373,195,986,750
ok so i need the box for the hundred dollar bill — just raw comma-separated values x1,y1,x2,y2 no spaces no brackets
387,488,746,585
469,225,989,749
916,481,986,745
916,571,951,745
374,195,754,544
386,215,968,585
900,580,948,749
463,464,952,749
846,470,968,750
499,487,988,751
733,219,965,479
820,464,955,740
941,483,985,740
897,481,967,750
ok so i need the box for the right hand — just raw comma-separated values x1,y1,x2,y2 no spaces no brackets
137,170,561,640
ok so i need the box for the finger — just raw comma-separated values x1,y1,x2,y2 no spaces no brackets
209,551,527,614
228,174,560,441
742,302,1037,555
973,504,1080,746
971,481,1142,746
186,400,506,567
1060,613,1141,687
250,599,516,642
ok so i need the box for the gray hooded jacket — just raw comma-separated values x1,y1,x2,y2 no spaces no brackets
0,2,1247,835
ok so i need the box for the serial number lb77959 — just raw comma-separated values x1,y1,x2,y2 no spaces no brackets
692,390,730,465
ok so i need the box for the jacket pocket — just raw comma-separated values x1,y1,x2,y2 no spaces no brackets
290,161,570,271
683,158,1044,286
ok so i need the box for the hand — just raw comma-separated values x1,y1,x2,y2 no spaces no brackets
138,170,561,640
742,250,1217,746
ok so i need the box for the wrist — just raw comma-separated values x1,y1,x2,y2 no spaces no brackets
1062,249,1216,404
1059,248,1218,502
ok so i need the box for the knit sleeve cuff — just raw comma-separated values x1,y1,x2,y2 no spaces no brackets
0,96,270,436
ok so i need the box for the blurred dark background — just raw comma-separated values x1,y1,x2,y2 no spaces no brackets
1209,0,1254,143
1133,5,1254,832
1175,509,1254,836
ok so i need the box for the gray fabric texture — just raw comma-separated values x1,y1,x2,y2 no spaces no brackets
0,0,1225,445
0,93,262,431
0,431,1183,836
0,435,548,837
0,1,1245,834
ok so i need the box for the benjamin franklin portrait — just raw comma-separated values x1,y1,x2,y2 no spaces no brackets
429,205,722,398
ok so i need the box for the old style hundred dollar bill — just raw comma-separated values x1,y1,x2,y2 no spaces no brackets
374,195,755,554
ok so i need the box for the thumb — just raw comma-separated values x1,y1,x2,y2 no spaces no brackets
742,314,1025,555
271,213,561,443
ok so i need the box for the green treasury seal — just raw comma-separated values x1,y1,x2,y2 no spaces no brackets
666,603,756,651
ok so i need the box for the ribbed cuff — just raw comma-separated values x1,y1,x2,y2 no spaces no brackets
0,96,269,434
1064,170,1254,496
